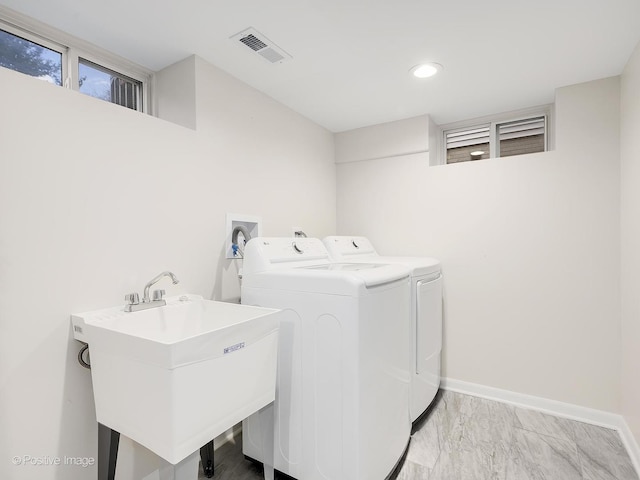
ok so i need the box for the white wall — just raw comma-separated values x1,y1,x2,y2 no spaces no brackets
621,42,640,448
334,115,430,163
336,76,621,412
154,55,197,130
0,56,335,480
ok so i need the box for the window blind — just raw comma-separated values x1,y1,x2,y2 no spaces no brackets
498,117,545,140
445,125,490,149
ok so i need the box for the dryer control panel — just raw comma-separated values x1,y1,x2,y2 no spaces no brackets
323,236,377,259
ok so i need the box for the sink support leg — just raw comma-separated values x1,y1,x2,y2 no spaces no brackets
200,440,215,478
98,424,120,480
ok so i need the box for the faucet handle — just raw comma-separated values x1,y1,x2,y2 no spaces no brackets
125,292,140,305
153,289,165,301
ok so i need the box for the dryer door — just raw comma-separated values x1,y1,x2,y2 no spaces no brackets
416,274,443,375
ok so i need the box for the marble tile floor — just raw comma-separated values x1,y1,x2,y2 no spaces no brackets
400,390,638,480
198,390,639,480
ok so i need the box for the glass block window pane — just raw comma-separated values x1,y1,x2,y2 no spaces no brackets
79,58,141,110
0,28,62,85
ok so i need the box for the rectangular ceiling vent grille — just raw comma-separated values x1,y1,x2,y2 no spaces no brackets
230,27,292,64
239,34,267,52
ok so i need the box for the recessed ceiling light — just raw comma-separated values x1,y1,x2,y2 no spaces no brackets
410,63,442,79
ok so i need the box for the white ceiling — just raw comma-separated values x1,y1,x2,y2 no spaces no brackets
2,0,640,132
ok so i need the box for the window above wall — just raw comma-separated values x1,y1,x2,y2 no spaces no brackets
0,26,64,85
78,58,142,111
0,10,151,113
440,106,552,165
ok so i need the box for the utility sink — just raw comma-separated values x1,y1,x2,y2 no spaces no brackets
71,294,280,465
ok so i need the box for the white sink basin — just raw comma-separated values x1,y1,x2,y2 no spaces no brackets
71,294,280,464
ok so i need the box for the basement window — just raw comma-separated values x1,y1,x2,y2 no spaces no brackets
0,16,150,113
443,109,550,164
445,125,491,163
0,26,64,85
79,58,142,110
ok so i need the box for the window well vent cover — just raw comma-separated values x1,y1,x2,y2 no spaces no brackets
230,28,292,64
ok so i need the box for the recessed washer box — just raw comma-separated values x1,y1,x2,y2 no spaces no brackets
225,213,261,259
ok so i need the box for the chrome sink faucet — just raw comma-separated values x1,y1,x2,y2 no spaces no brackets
125,271,180,312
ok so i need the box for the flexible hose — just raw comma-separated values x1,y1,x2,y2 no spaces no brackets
231,225,252,258
78,344,91,369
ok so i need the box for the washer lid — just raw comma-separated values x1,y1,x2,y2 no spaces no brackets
300,262,386,272
373,256,441,276
242,262,410,295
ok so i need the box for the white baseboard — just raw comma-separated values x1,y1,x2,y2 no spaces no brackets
441,377,640,475
618,419,640,478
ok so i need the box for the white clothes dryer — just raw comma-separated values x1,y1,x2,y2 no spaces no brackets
241,237,412,480
323,236,443,425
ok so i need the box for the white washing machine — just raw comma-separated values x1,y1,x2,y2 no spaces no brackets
241,237,411,480
323,236,443,425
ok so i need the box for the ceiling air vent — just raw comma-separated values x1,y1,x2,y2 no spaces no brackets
230,27,292,64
